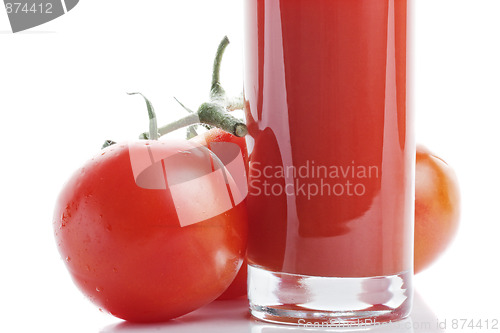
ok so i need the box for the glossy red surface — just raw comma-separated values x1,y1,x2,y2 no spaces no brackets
53,140,247,321
244,0,414,277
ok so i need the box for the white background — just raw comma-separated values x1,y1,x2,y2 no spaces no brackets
1,1,499,332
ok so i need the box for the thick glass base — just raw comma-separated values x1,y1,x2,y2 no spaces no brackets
248,265,412,327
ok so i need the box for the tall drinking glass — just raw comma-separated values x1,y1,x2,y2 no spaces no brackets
244,0,414,325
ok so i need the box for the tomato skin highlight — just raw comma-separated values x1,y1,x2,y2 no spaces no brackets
53,140,247,322
414,145,460,274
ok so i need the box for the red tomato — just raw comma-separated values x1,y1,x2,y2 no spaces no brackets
191,128,249,300
216,259,248,300
414,145,460,273
53,139,247,322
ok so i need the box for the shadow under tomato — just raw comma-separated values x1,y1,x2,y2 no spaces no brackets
100,299,251,333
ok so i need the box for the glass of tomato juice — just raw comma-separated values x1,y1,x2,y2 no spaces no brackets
244,0,414,325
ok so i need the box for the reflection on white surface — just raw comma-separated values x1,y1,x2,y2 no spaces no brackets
100,299,252,333
100,291,443,333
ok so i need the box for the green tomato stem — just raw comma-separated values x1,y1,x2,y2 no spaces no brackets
156,113,200,137
211,36,230,102
198,102,247,137
139,36,247,139
102,140,116,149
140,102,247,138
128,92,159,140
226,93,244,111
102,37,246,148
186,125,198,139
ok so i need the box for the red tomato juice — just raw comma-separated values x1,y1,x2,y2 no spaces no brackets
244,0,414,278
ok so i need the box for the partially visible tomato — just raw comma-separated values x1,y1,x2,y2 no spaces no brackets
192,128,249,300
414,145,460,274
191,127,249,173
53,139,247,322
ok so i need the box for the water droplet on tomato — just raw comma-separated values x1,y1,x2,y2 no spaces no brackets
96,287,102,292
66,256,71,262
113,267,118,273
106,224,112,231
